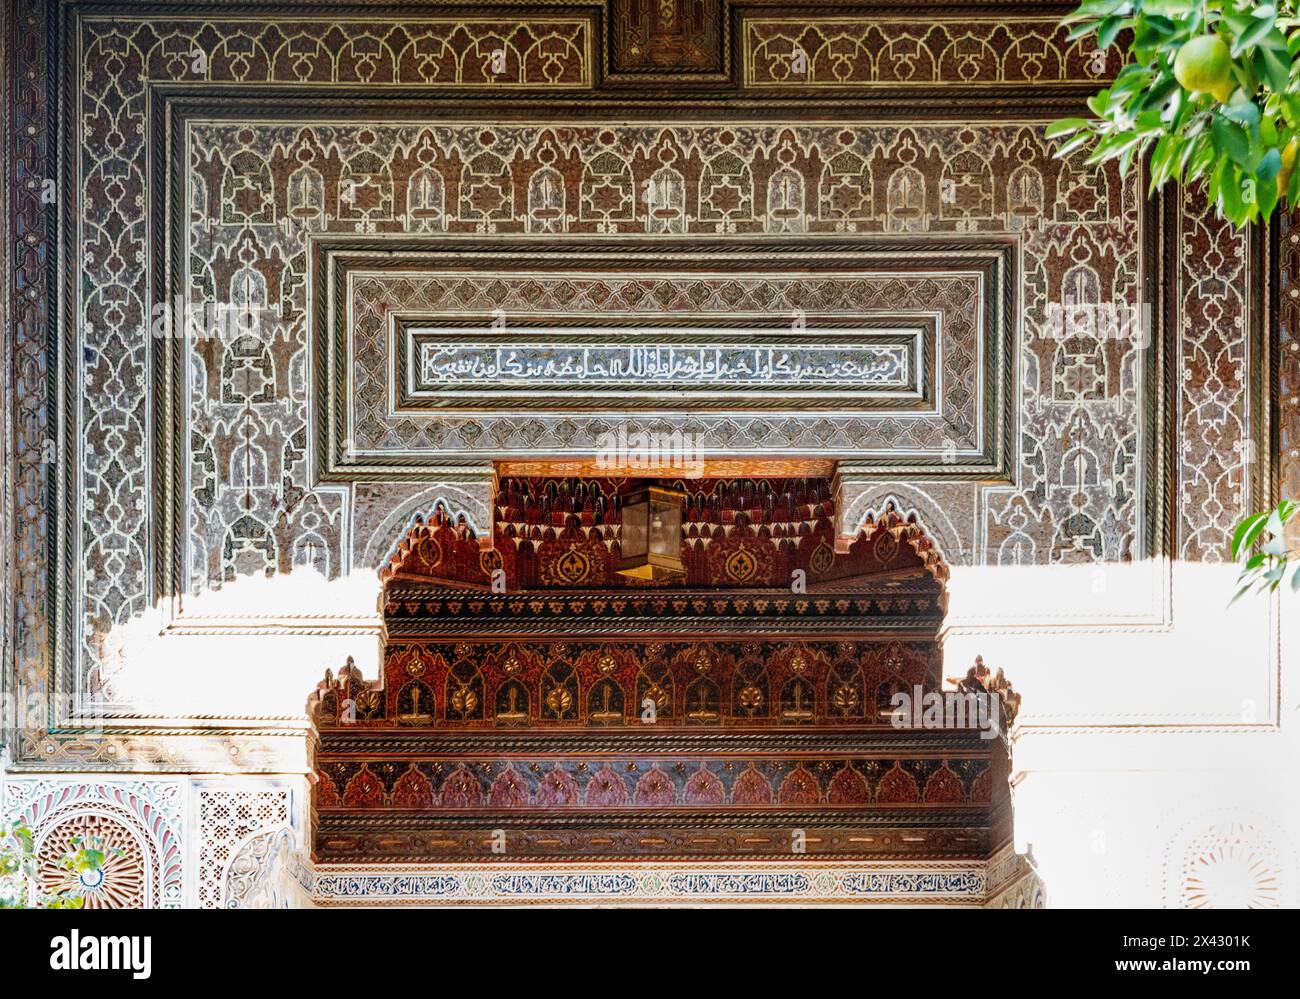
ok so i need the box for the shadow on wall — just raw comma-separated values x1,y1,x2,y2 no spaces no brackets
68,548,1282,745
4,545,1285,909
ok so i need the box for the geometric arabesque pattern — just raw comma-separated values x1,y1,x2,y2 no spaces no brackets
179,119,1136,614
0,6,1226,730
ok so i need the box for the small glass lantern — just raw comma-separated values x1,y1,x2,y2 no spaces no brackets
618,485,684,580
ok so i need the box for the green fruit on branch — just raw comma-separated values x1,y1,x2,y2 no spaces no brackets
1051,1,1300,227
1052,2,1300,603
1173,34,1235,102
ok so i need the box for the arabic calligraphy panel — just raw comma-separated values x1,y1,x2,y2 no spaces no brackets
315,242,1010,478
401,321,926,410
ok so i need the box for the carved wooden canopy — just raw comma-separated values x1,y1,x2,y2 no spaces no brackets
308,478,1011,865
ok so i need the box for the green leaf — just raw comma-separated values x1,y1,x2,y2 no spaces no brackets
1258,145,1283,178
1223,11,1254,36
1261,114,1279,146
1088,131,1145,170
1068,20,1102,42
1140,15,1179,40
1219,94,1262,128
1231,12,1277,56
1055,132,1094,159
1263,536,1288,557
1088,89,1113,116
1140,74,1181,111
1097,15,1125,49
1120,141,1140,175
1232,510,1271,558
1142,0,1195,14
1046,118,1091,138
1212,114,1252,166
1150,134,1179,188
1216,158,1249,223
1063,0,1131,21
1259,176,1281,216
1285,148,1300,200
1257,43,1292,90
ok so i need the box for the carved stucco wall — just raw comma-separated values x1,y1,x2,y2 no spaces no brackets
66,16,1225,712
0,0,1262,744
0,769,306,908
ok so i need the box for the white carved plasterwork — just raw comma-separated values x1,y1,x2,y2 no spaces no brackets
1161,807,1298,910
225,826,314,909
358,480,494,569
311,862,992,906
983,844,1046,908
193,781,297,909
986,869,1047,909
1,777,185,908
412,332,917,394
0,773,315,909
836,484,969,564
335,260,975,461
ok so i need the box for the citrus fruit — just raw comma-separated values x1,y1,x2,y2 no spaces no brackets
1174,34,1233,102
1279,137,1299,199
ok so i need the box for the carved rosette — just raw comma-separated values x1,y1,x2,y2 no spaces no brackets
38,813,148,909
